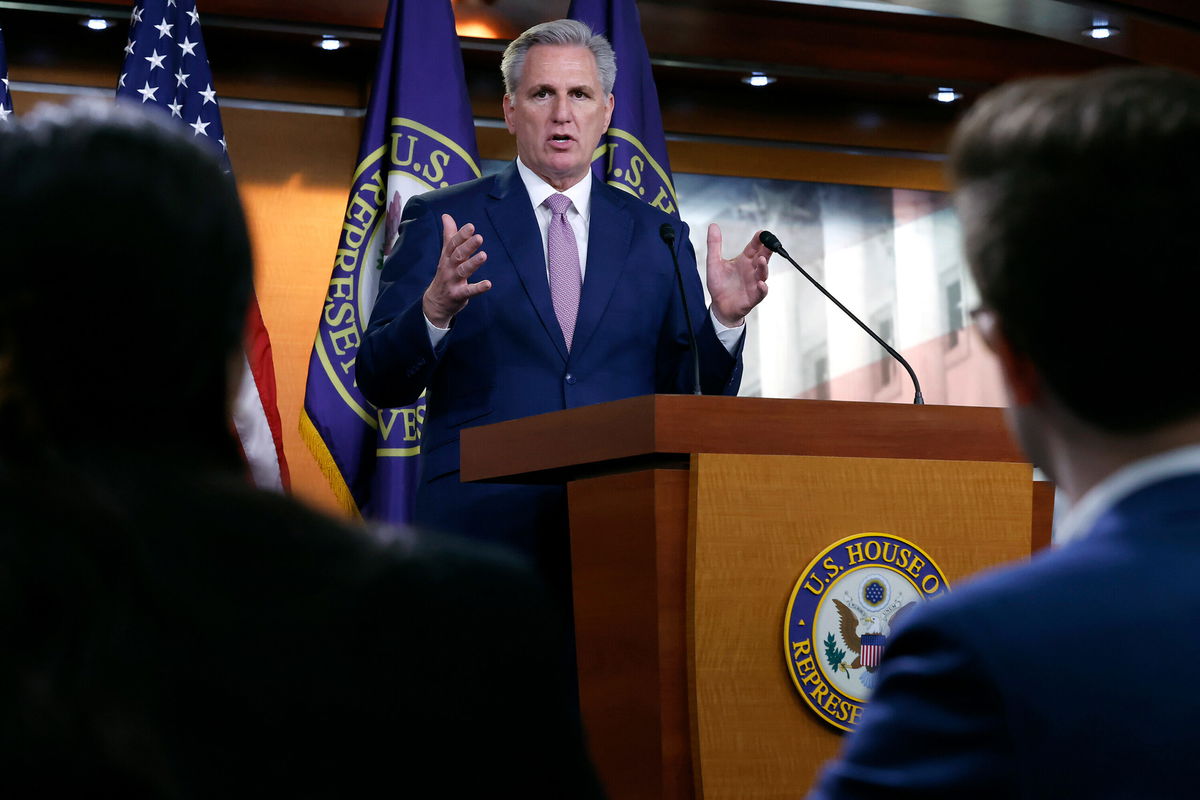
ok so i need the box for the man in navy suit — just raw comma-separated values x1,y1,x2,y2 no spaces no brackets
358,19,771,582
808,68,1200,797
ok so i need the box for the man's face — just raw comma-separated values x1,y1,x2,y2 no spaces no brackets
503,44,614,191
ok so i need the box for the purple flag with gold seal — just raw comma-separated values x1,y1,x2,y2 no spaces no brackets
301,0,481,521
1,23,13,123
568,0,678,217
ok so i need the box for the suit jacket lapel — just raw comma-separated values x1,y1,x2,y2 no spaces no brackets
571,181,633,359
486,163,569,363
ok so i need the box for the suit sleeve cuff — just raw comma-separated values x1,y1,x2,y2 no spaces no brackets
425,313,451,349
710,307,746,355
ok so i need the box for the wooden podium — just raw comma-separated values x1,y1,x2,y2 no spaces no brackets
460,395,1051,800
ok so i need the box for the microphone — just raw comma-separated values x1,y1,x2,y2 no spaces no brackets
659,223,702,396
759,231,924,405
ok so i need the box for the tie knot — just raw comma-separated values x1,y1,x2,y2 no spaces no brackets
546,193,572,216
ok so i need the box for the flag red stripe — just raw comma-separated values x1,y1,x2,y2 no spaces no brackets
242,292,290,489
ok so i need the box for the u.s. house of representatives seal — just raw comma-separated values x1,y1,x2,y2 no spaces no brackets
783,533,950,732
315,117,480,455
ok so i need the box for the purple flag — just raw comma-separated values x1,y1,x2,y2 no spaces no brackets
568,0,678,217
1,23,13,122
301,0,481,521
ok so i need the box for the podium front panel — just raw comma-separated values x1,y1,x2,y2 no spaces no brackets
688,453,1034,799
569,469,694,800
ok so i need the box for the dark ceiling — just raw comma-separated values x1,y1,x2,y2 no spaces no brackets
2,0,1197,159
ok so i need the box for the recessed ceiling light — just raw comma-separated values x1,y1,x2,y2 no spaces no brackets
81,17,113,31
1082,25,1120,39
929,87,962,103
315,36,348,51
742,72,777,87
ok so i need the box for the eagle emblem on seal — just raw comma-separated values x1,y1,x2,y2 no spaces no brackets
828,574,918,689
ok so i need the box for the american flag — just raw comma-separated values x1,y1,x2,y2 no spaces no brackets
1,23,13,123
117,0,290,490
860,633,887,668
117,1,229,167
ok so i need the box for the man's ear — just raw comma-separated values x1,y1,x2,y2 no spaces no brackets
976,310,1041,406
502,95,516,135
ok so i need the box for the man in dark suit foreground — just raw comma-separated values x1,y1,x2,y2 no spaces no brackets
0,102,602,797
809,68,1200,798
358,19,771,585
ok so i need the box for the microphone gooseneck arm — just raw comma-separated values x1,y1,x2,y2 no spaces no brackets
759,230,924,405
659,223,703,396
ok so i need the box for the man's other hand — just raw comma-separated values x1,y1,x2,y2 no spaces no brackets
706,223,770,328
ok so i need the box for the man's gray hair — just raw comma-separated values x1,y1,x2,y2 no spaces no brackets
500,19,617,97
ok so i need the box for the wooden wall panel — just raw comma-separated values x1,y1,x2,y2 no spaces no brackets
478,123,947,190
666,140,946,191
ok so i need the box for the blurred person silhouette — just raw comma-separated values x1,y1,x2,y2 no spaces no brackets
809,67,1200,798
0,101,603,798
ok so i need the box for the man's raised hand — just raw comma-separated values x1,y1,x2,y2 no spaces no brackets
422,214,492,328
706,223,770,328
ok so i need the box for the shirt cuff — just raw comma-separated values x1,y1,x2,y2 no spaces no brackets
425,314,451,348
710,307,746,354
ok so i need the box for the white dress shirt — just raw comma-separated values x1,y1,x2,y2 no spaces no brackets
426,157,744,354
516,157,593,282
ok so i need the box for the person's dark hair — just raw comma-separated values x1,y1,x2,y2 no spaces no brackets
0,100,252,451
949,67,1200,432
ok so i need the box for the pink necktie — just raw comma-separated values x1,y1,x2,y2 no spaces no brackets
545,193,581,351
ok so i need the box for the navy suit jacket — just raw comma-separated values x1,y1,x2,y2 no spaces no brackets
809,473,1200,798
358,162,741,559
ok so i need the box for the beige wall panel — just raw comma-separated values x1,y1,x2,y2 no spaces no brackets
224,107,361,515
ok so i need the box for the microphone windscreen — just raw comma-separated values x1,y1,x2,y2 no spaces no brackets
759,230,783,253
659,223,676,244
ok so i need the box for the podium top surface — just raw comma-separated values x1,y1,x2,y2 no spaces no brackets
460,394,1026,484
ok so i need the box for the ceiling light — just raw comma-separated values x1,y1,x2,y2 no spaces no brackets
930,87,962,103
315,36,348,51
1082,25,1119,39
82,17,113,31
742,72,777,88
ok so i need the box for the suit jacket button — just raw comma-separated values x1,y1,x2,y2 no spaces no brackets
565,373,577,385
